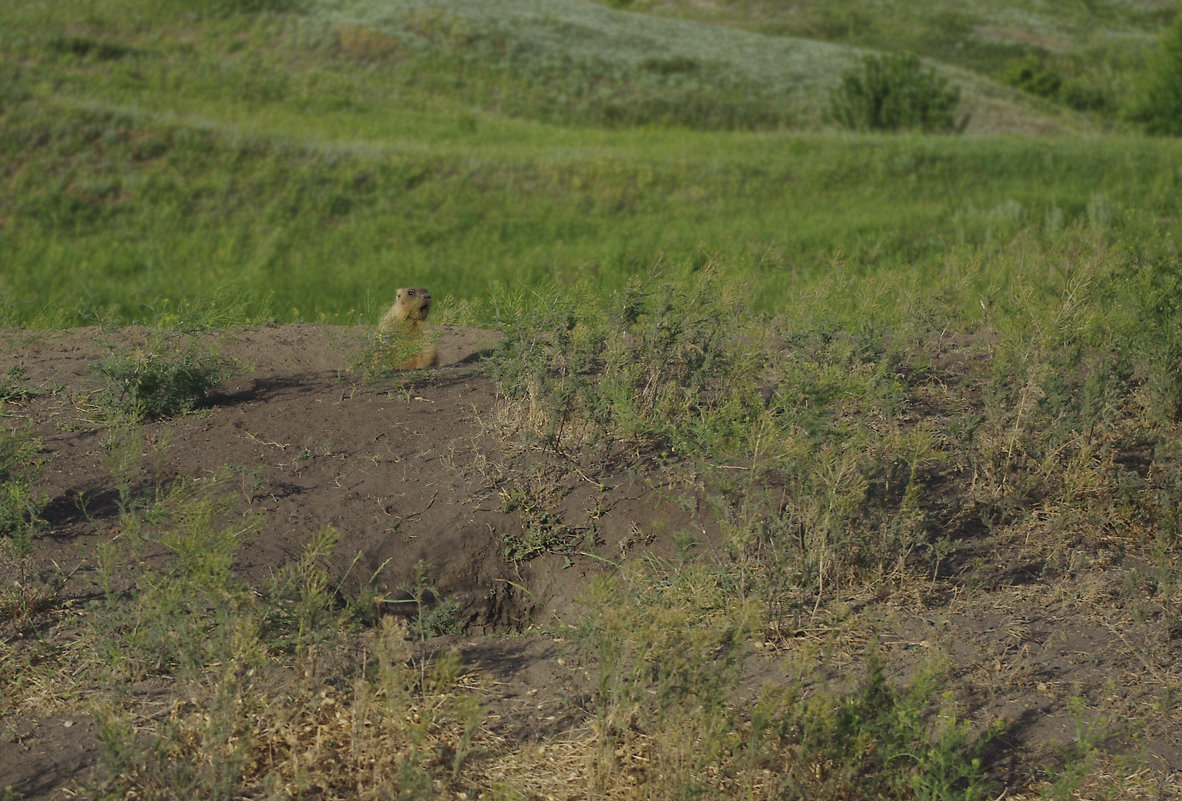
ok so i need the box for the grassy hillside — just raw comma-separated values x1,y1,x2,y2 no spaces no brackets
5,92,1181,327
1,0,1180,326
605,0,1177,122
0,0,1075,130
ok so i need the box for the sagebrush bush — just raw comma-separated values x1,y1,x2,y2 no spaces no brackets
488,268,942,602
488,268,764,462
91,329,233,421
578,565,996,801
830,52,967,133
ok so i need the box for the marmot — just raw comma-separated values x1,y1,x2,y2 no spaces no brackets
378,287,438,369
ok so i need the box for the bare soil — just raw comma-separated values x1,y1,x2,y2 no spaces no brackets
1,324,1180,799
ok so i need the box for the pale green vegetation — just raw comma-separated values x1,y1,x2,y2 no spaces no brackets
599,0,1176,120
3,0,1182,798
82,466,483,800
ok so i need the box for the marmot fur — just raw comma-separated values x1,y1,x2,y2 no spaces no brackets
378,287,438,369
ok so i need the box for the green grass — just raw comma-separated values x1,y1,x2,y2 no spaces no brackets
0,417,44,553
3,85,1181,326
602,0,1176,120
10,0,1179,327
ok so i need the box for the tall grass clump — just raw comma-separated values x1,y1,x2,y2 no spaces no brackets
577,560,997,800
489,267,943,607
0,418,44,553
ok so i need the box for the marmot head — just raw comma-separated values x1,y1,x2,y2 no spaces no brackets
396,287,431,322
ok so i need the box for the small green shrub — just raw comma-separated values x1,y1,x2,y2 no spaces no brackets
91,330,233,421
578,564,763,797
385,561,463,640
830,52,968,133
798,654,998,800
0,418,45,555
1002,54,1062,98
1130,18,1182,135
261,526,346,656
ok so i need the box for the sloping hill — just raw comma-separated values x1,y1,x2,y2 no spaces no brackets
4,0,1182,330
309,0,1078,132
592,0,1173,122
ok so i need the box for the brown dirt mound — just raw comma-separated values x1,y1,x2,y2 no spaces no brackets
1,324,695,627
2,324,1180,799
0,323,701,799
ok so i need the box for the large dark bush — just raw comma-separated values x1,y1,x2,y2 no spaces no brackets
829,52,968,133
1130,18,1182,136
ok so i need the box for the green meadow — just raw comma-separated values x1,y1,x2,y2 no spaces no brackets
2,0,1179,328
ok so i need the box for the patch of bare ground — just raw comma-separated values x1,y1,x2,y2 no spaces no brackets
1,324,1179,799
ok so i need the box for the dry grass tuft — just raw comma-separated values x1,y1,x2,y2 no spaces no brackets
93,617,489,800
